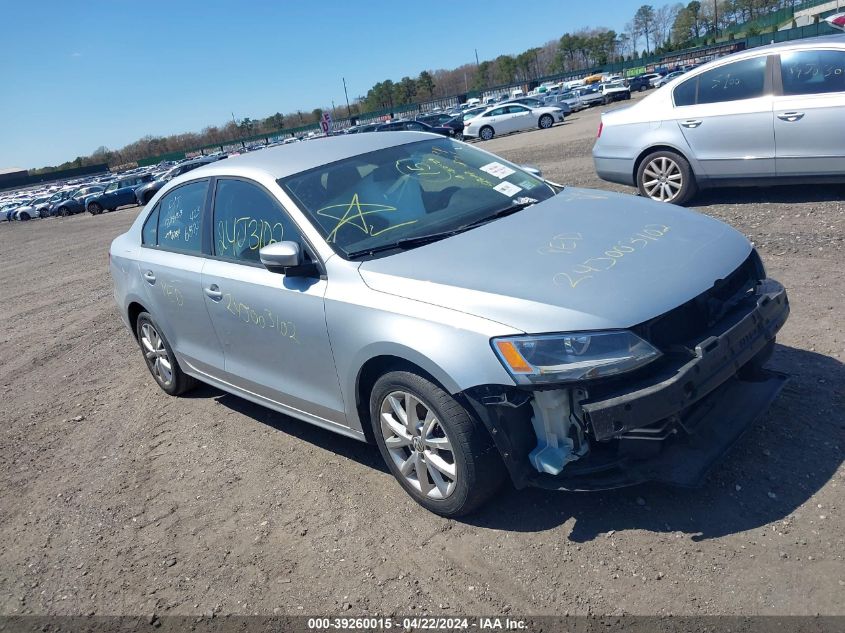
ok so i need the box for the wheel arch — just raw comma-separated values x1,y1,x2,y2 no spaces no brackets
632,144,696,185
127,301,148,341
354,353,457,444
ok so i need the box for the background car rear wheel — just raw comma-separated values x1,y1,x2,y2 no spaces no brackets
636,150,696,205
135,312,197,396
538,114,554,129
370,370,506,517
479,126,494,141
88,202,102,215
39,209,50,219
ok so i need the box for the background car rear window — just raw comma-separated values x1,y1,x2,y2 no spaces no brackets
674,56,767,106
780,49,845,95
212,179,301,263
156,180,207,254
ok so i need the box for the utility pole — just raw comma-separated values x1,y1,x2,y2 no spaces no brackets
342,78,351,117
474,48,480,67
713,0,719,39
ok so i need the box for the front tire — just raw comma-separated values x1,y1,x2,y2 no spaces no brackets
88,202,102,215
636,150,697,205
19,212,31,221
370,370,506,517
135,312,197,396
58,206,69,217
479,126,494,141
538,114,554,129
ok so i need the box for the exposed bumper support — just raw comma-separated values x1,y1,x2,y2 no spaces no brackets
461,279,790,492
583,279,789,441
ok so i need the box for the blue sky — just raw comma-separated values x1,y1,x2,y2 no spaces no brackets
0,0,645,168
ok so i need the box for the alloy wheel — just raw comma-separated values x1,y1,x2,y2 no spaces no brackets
641,156,683,202
140,322,173,386
379,390,457,500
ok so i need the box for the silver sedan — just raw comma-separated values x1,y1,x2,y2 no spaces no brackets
111,132,789,515
593,35,845,204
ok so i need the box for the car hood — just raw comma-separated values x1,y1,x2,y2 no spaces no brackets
358,187,752,333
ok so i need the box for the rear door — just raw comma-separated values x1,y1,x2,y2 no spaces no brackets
506,105,533,132
774,48,845,176
671,55,775,179
138,179,225,376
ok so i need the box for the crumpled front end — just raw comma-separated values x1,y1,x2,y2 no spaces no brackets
459,252,790,491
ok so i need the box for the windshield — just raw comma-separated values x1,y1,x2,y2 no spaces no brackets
279,138,555,258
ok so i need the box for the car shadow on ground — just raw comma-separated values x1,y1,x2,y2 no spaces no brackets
190,386,389,474
465,344,843,541
692,182,845,207
185,344,841,542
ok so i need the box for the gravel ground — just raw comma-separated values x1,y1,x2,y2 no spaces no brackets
1,95,843,618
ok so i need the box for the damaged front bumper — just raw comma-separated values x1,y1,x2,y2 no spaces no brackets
460,278,790,491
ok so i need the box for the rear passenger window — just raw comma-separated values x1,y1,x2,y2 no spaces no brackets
142,206,159,245
781,49,845,95
695,56,767,104
212,179,302,264
156,180,208,254
673,57,767,106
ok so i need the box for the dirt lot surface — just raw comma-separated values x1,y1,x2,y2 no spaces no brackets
1,93,843,618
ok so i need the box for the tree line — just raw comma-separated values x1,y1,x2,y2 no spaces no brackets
33,0,807,173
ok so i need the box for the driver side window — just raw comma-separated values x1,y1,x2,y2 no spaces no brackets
212,178,302,264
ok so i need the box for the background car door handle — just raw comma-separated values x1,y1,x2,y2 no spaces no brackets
680,119,702,128
142,270,156,284
777,111,804,122
204,285,223,301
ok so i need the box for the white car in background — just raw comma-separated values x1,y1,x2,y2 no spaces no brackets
463,103,565,141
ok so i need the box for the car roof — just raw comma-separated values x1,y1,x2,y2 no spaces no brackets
187,131,444,181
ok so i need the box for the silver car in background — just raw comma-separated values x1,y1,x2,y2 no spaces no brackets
111,132,789,516
593,35,845,204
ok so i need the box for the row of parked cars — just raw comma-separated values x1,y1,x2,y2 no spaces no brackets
1,155,230,222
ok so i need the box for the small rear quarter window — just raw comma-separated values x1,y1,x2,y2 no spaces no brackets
142,206,159,245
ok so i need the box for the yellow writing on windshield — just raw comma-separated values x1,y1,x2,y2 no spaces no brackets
316,193,416,243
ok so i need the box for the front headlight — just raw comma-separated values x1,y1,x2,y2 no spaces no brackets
492,330,661,385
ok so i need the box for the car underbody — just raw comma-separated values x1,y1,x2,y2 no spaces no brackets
460,253,790,491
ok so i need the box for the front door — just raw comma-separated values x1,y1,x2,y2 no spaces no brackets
201,177,346,427
774,48,845,177
672,55,775,179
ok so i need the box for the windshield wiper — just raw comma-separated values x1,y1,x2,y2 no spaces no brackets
457,197,538,230
345,198,539,259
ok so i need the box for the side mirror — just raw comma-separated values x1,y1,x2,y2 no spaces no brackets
521,165,543,178
259,241,319,277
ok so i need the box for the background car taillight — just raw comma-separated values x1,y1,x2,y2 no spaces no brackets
597,122,603,138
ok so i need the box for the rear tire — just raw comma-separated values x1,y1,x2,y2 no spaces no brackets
479,126,494,141
636,150,697,205
369,370,506,517
135,312,197,396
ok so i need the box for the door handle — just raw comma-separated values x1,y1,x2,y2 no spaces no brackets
204,284,223,301
777,111,804,122
143,270,156,284
680,119,702,128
